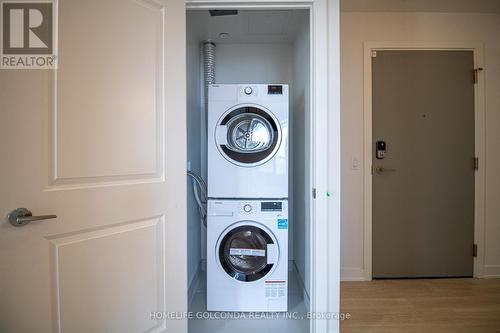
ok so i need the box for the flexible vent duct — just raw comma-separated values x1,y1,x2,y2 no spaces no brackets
203,40,216,107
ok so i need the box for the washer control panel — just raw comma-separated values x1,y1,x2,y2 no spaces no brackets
261,201,282,212
238,201,283,213
209,200,287,219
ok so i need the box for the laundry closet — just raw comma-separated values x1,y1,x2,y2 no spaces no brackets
186,8,312,333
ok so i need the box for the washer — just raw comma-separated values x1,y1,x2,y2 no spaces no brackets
207,199,288,312
208,84,289,199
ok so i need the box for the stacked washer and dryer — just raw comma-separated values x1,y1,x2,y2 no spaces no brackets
207,84,289,312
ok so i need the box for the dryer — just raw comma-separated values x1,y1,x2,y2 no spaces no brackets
207,199,288,312
208,84,289,199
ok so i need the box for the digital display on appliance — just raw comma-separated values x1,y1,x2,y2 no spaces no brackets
268,85,283,95
261,202,282,212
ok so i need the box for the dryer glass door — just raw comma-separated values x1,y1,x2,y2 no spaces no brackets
217,106,281,166
226,113,273,152
219,225,275,282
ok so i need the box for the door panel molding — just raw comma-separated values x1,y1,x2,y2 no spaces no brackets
362,41,486,280
48,0,165,189
47,216,166,333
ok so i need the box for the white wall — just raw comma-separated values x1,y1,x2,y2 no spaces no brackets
291,15,311,296
340,12,500,280
186,31,202,288
214,43,292,84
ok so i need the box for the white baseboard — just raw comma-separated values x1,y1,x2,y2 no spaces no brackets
340,267,368,281
188,262,202,306
340,266,500,280
483,265,500,278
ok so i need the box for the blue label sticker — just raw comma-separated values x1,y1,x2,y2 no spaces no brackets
277,219,288,229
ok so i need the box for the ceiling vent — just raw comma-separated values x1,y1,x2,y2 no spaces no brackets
209,10,238,16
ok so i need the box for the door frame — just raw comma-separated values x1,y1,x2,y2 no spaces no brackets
185,1,340,332
362,41,486,280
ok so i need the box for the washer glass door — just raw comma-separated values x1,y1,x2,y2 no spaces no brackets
218,224,275,282
217,106,280,166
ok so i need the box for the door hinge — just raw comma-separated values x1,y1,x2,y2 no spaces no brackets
371,51,377,58
474,67,483,84
473,157,479,171
473,243,478,257
312,188,317,199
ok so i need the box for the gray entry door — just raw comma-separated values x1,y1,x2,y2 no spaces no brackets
372,51,475,278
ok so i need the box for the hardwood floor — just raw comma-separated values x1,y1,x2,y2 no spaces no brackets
340,278,500,333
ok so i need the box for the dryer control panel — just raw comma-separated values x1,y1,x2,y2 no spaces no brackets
239,85,284,97
235,84,288,101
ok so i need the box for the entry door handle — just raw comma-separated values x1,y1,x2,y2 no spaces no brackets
375,166,397,174
8,208,57,227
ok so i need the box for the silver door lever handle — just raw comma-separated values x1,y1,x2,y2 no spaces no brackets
8,208,57,227
375,166,397,174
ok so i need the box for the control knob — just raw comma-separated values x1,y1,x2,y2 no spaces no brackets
244,86,253,95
